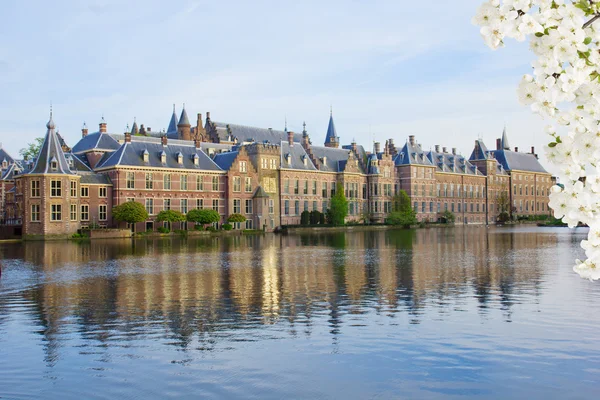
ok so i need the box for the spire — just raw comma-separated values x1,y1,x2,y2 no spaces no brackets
46,106,55,130
29,112,74,174
167,104,179,134
178,103,190,126
302,121,307,136
284,116,288,132
324,110,339,148
131,117,139,135
502,125,510,150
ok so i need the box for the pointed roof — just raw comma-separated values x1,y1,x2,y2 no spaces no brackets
0,144,14,165
253,186,269,198
29,112,75,175
469,139,490,161
167,104,179,134
502,126,510,150
325,112,338,145
131,119,139,135
178,105,190,126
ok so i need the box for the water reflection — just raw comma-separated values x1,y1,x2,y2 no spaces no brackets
0,227,596,399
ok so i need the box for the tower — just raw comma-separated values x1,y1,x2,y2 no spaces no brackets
324,109,339,148
177,104,191,141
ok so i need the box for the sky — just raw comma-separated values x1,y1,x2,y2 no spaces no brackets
0,0,552,171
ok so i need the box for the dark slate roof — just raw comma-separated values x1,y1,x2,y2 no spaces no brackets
394,141,434,166
324,114,339,145
253,186,269,198
29,115,75,175
65,153,93,172
280,142,317,171
79,172,112,185
72,132,121,154
366,154,380,174
213,122,303,144
469,139,490,161
490,149,548,173
0,146,14,164
212,151,239,171
95,142,222,171
425,149,482,175
167,105,179,134
309,146,355,173
1,162,20,181
179,107,190,126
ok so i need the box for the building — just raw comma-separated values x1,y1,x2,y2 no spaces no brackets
2,106,552,238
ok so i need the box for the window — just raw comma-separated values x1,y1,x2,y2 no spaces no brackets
422,202,426,213
51,161,57,171
31,180,40,197
164,174,171,190
50,180,62,197
322,201,328,212
240,161,247,173
245,199,253,214
269,199,274,214
99,187,107,198
430,202,434,212
294,200,300,215
31,205,40,222
261,158,268,169
212,176,219,191
146,173,153,189
181,199,188,214
81,205,89,221
145,199,154,215
304,201,309,212
245,219,253,229
196,199,203,209
51,204,62,221
312,181,317,195
303,181,308,195
294,180,299,194
313,201,318,211
70,204,77,221
164,199,171,211
233,176,241,192
69,181,77,197
284,179,290,194
458,203,462,212
212,199,219,211
234,199,241,214
99,205,107,221
414,201,418,211
126,172,135,189
270,159,276,169
285,200,290,215
181,175,188,191
322,182,328,198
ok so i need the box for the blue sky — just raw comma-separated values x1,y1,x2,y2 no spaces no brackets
0,0,550,170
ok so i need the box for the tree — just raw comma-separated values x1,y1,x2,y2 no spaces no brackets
186,209,220,227
310,210,322,225
441,210,455,224
473,1,600,280
386,190,417,228
227,213,246,223
112,201,149,228
19,137,44,161
392,190,412,213
301,210,311,225
496,191,511,222
156,210,186,223
328,183,348,226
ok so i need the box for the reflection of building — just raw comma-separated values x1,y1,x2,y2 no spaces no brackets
4,106,553,237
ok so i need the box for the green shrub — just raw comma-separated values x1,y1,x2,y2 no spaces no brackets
301,210,311,225
205,226,218,232
187,209,220,226
157,226,170,234
227,213,246,223
309,210,322,225
71,233,86,239
194,225,205,231
319,212,326,225
222,223,233,231
441,210,455,224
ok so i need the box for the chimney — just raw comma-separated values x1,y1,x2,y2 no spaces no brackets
514,147,518,152
496,138,502,150
374,142,381,154
82,123,88,138
531,146,535,154
99,117,107,133
197,113,203,127
288,130,294,146
147,127,151,132
442,147,447,153
124,132,132,143
409,135,415,146
435,145,440,153
452,147,457,155
206,111,211,121
384,140,389,155
161,136,168,146
351,141,357,153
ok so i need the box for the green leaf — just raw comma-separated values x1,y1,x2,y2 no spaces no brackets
585,37,593,45
548,142,557,148
556,136,562,144
535,32,545,37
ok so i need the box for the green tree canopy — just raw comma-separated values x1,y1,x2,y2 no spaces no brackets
19,137,44,161
186,209,220,225
156,209,186,223
386,190,417,228
227,213,246,223
392,190,412,213
327,183,348,226
441,210,455,224
112,201,149,224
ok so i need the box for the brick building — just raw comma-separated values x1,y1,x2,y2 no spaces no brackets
2,107,553,238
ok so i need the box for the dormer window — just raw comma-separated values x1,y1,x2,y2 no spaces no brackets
142,149,149,163
50,157,58,171
177,152,183,165
322,156,327,164
302,155,308,166
1,160,7,169
286,154,292,164
160,151,167,164
192,153,199,166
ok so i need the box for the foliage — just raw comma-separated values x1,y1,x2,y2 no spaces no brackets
441,210,455,224
319,212,326,225
327,183,348,226
71,232,86,239
157,226,170,234
19,137,44,161
498,212,511,223
156,209,186,223
186,209,220,226
310,210,323,225
222,223,233,231
496,191,510,215
227,213,246,223
386,210,417,228
205,226,218,232
473,0,600,280
301,210,311,225
112,201,149,224
392,190,412,213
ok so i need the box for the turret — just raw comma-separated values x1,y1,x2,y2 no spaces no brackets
177,104,191,141
324,109,339,148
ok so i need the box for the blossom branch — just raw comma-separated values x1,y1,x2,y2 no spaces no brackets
583,14,600,29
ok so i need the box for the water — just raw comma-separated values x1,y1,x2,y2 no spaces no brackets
0,226,598,399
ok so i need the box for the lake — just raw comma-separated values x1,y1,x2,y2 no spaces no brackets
0,226,599,399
